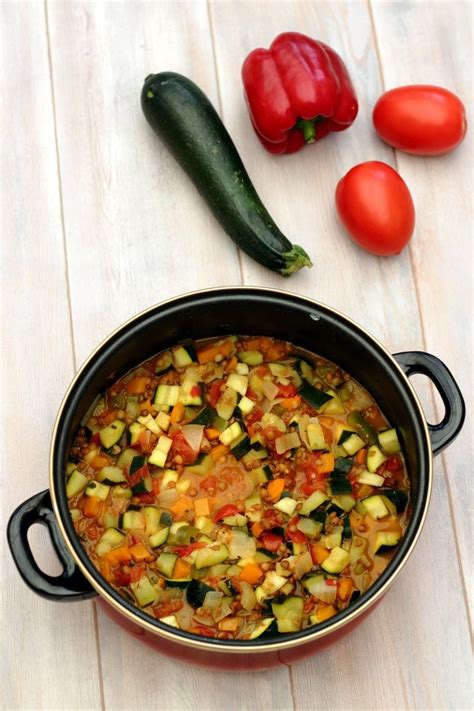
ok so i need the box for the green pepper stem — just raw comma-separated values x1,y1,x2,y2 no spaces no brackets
299,119,316,144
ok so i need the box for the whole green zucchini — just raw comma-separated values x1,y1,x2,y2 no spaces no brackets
141,72,312,276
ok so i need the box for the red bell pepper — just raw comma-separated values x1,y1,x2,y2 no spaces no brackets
242,32,358,154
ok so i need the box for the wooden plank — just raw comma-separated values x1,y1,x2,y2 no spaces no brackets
46,2,293,708
209,1,472,709
371,0,473,616
0,3,101,709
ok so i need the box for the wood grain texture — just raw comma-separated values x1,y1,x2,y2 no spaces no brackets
2,1,472,709
1,3,101,710
371,0,473,617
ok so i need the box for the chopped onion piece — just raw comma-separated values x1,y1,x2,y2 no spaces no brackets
262,380,280,401
181,424,204,452
292,551,313,580
306,577,337,604
240,581,257,611
275,431,301,454
203,591,224,609
229,530,257,559
298,415,310,450
157,488,179,506
213,602,233,622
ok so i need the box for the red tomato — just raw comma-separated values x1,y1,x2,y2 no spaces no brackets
335,161,415,256
171,431,198,465
209,380,225,408
285,516,308,544
114,570,131,587
277,383,297,398
213,504,240,522
373,85,467,156
172,542,207,557
259,532,283,552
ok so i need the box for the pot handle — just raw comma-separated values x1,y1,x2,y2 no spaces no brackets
7,490,96,601
393,351,465,456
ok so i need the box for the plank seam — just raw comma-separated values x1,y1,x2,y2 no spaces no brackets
206,0,244,286
367,0,472,628
43,0,77,372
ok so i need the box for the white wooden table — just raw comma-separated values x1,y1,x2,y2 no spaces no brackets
2,2,472,709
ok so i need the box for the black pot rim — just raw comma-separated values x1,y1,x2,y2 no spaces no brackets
50,287,432,653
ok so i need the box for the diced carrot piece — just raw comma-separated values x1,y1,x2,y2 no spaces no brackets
129,543,154,563
197,338,234,365
239,563,263,585
204,427,220,440
310,544,330,565
266,478,285,502
337,578,354,602
170,401,185,424
103,410,118,425
170,499,192,517
225,356,238,373
321,425,333,445
355,448,367,465
126,376,150,394
316,453,335,474
90,454,110,469
83,496,101,518
194,497,210,517
316,604,338,622
106,546,132,565
356,484,374,499
210,444,228,461
319,416,335,427
173,558,192,579
251,522,264,538
280,396,301,411
99,559,114,583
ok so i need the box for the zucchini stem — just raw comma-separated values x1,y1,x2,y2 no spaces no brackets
281,245,313,277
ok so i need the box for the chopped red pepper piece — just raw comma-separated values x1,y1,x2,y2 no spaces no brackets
172,542,207,557
127,464,148,488
285,516,308,544
114,570,131,587
213,504,239,523
259,531,283,552
242,33,358,155
277,383,298,398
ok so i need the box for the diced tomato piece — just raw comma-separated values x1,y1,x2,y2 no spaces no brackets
259,532,283,552
171,431,199,465
213,504,239,522
277,383,297,398
136,493,156,504
188,626,216,638
127,464,148,488
245,387,258,401
114,570,131,587
153,599,184,618
285,517,308,544
245,408,264,427
172,541,207,557
90,433,101,445
209,380,225,408
129,565,145,583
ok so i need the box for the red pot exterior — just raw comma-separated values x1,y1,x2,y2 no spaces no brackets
96,595,384,670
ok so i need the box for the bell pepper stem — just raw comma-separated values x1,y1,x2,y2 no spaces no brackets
298,119,316,144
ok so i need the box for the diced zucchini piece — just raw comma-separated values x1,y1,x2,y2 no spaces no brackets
161,469,179,488
131,576,159,607
379,488,408,513
66,469,88,498
121,509,145,530
329,477,352,495
148,527,170,548
373,530,401,554
248,618,275,639
179,380,202,406
357,471,385,487
222,513,248,527
70,508,81,522
300,383,333,410
85,481,110,501
226,373,248,396
321,546,350,574
136,414,160,436
299,490,327,516
185,453,214,476
99,420,126,449
367,445,387,473
235,362,249,375
144,506,161,535
159,615,180,628
363,495,390,520
117,447,138,470
295,517,321,538
156,552,178,578
319,389,345,415
254,548,277,564
172,344,194,368
95,528,126,557
191,406,215,426
307,421,326,450
128,422,145,445
65,461,76,476
268,362,292,378
321,526,343,549
216,387,238,420
274,498,297,515
230,434,251,460
194,545,229,570
219,421,242,446
261,412,286,432
112,486,132,499
238,350,263,366
271,596,304,633
251,466,273,486
155,351,173,374
148,435,173,468
378,428,401,454
154,385,180,408
331,494,356,512
97,466,126,484
194,516,216,535
238,396,256,415
131,476,152,496
258,571,287,597
340,433,365,456
155,411,171,431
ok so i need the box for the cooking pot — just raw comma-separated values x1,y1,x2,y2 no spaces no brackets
7,288,465,670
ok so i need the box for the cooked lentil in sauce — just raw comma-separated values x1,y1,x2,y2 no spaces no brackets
67,336,410,639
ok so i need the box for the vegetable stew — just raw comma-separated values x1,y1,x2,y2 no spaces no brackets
67,336,410,640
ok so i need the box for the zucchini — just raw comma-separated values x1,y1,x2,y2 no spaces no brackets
300,383,333,410
191,405,215,426
97,466,127,485
144,506,161,535
85,481,110,501
249,618,276,639
155,350,173,375
347,411,378,445
216,387,238,421
156,552,178,578
172,344,196,368
95,528,125,557
117,447,139,470
367,445,387,473
299,490,327,516
120,509,145,530
179,380,202,407
271,596,304,633
378,428,401,454
238,350,263,366
230,433,251,460
148,435,173,468
99,420,126,449
149,527,170,548
141,72,312,277
66,469,88,498
373,530,401,554
379,488,408,513
131,576,159,607
184,453,214,476
194,545,229,570
237,396,256,416
321,546,350,574
129,422,145,445
186,579,215,607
